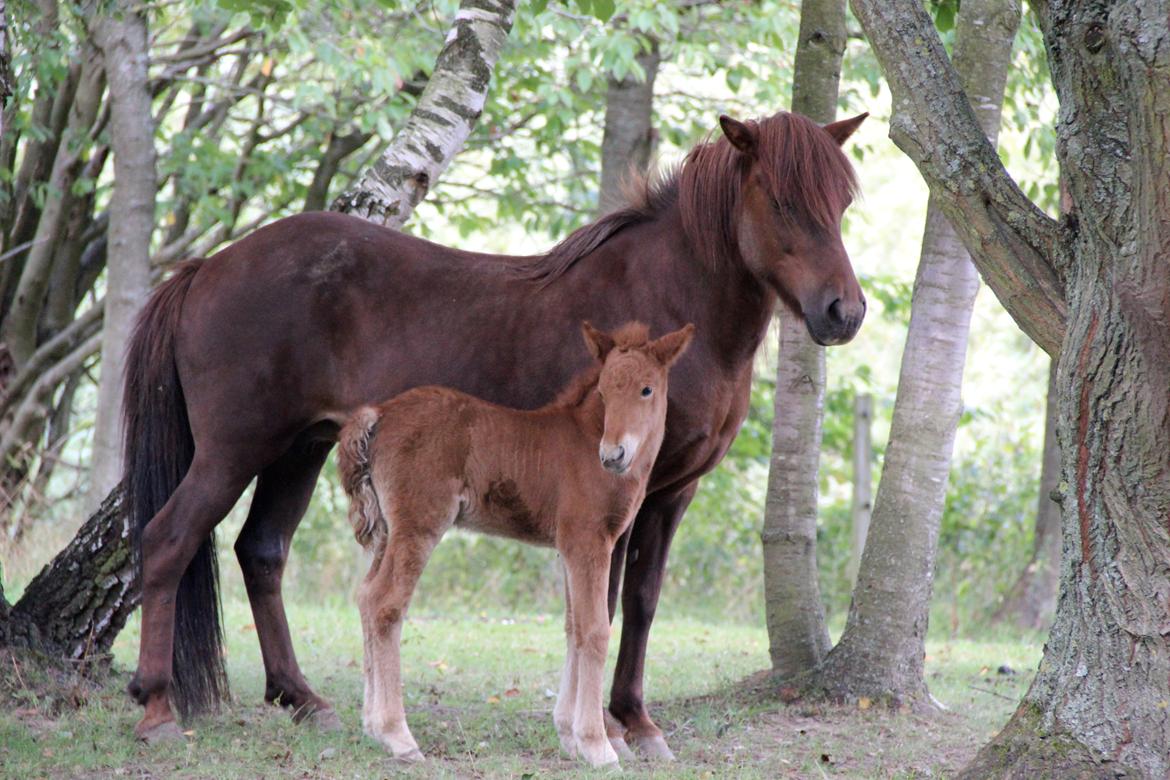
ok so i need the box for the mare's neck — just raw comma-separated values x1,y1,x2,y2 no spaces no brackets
646,203,777,371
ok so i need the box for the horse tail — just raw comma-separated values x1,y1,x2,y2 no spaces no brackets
338,406,385,550
122,258,228,719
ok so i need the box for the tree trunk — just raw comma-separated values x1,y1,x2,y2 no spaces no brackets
811,0,1018,707
992,360,1060,630
760,0,845,679
1,487,135,660
332,0,516,227
0,0,11,140
853,0,1170,774
597,39,660,216
86,0,156,507
846,393,872,586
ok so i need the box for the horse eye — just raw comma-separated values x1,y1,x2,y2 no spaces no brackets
641,387,653,398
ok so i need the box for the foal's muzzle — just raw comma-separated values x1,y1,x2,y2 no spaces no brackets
599,443,628,474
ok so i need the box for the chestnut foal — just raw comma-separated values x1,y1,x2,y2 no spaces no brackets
337,321,693,767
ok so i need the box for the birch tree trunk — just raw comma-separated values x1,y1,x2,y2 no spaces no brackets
597,40,660,216
86,0,156,506
852,0,1170,774
760,0,845,679
332,0,516,227
812,0,1018,706
992,361,1060,630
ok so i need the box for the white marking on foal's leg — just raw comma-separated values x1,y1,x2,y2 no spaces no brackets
366,618,423,762
554,635,579,757
565,555,620,768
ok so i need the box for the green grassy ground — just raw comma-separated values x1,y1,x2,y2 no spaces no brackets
1,596,1041,779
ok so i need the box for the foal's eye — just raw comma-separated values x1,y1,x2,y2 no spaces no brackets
641,387,653,398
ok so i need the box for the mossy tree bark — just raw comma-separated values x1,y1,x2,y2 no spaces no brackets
810,0,1019,707
853,0,1170,774
760,0,845,680
0,488,135,661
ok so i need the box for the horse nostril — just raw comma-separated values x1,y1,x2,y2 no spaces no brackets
827,298,845,324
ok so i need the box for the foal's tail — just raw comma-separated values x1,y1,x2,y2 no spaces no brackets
338,406,386,550
122,258,228,719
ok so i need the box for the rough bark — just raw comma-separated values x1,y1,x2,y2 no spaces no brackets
813,0,1018,706
760,0,846,679
857,0,1170,775
597,39,660,216
86,0,157,507
332,0,516,227
1,487,135,660
849,0,1065,356
992,360,1061,630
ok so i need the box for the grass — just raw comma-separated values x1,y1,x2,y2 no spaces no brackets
0,592,1042,779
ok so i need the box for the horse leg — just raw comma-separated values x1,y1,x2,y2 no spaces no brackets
233,438,336,728
358,496,453,762
608,482,698,761
563,538,620,768
131,456,251,741
602,529,634,758
553,563,579,756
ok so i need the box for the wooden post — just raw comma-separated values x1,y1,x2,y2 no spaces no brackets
847,393,872,586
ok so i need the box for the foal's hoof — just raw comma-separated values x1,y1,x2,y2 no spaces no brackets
630,734,675,761
609,734,635,761
577,738,621,768
136,720,184,744
393,748,425,764
306,708,343,732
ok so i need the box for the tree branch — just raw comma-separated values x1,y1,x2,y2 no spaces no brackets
333,0,517,227
849,0,1067,355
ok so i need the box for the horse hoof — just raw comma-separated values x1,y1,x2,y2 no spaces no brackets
630,734,675,761
393,748,425,764
609,734,635,761
136,720,184,744
307,708,342,732
558,732,578,758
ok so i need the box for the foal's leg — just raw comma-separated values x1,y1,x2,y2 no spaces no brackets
358,495,454,762
130,456,252,741
553,565,579,756
563,540,620,768
234,439,337,728
609,483,698,761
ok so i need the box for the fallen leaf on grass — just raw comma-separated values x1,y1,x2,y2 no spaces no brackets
858,696,872,711
486,695,500,704
504,688,520,698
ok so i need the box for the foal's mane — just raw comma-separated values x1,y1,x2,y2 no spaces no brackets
549,322,652,409
513,112,858,284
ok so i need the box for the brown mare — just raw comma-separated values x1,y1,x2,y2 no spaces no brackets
123,110,867,756
338,322,693,767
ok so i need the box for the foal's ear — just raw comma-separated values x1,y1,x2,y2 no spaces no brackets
823,112,868,146
650,323,695,368
720,115,757,156
581,321,616,362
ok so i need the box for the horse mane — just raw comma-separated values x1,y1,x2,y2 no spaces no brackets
549,322,652,409
512,111,858,285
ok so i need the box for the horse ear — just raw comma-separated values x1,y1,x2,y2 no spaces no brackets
581,321,616,362
719,115,757,156
650,323,695,368
823,112,868,146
